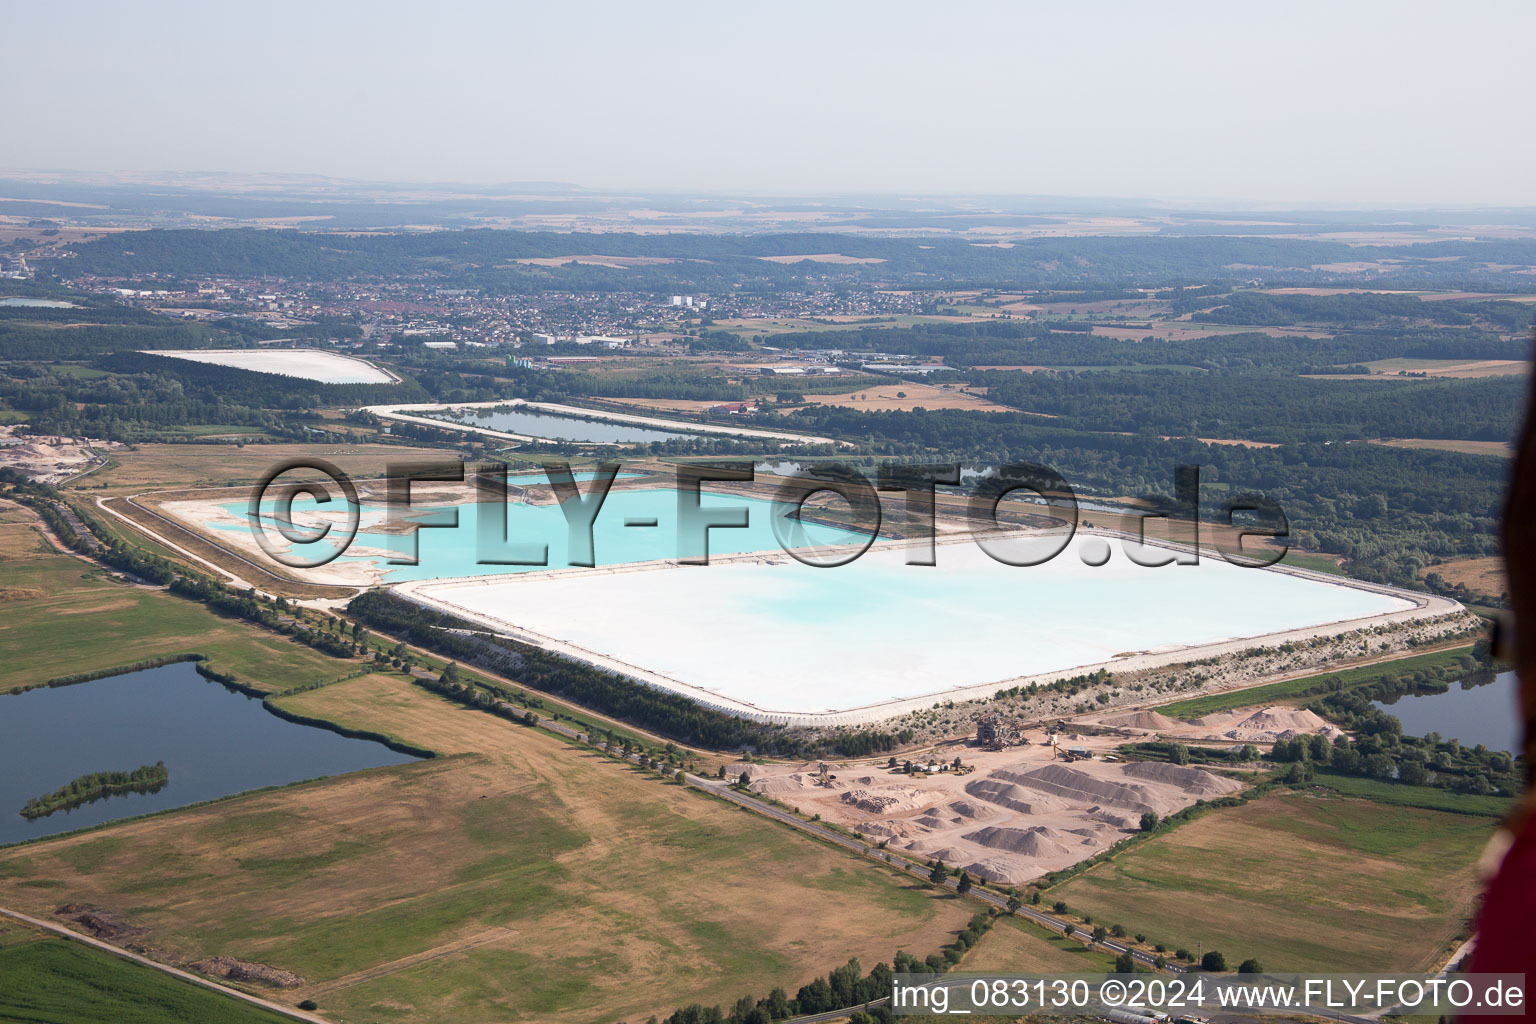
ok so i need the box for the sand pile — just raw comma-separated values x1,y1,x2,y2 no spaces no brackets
947,800,997,820
913,845,971,863
1199,706,1343,742
840,786,928,815
1032,824,1099,845
964,855,1039,885
1101,709,1184,732
750,774,816,795
963,778,1070,815
856,820,923,840
962,826,1073,859
1088,808,1140,829
190,957,304,989
1069,822,1118,841
1003,764,1168,815
1121,760,1243,797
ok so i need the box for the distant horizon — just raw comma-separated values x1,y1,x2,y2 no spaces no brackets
7,1,1535,207
2,167,1534,215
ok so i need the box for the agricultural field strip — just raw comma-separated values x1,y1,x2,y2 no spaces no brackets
0,907,328,1024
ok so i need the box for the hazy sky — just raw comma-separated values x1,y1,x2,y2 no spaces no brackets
7,0,1535,205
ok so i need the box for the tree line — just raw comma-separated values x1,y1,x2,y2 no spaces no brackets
346,590,908,758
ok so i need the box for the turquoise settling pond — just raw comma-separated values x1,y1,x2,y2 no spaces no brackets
224,485,871,583
0,663,415,846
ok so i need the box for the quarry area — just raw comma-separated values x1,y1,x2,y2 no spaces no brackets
745,737,1245,884
746,704,1348,885
1077,705,1349,743
0,426,116,484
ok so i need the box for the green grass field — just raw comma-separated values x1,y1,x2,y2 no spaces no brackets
0,521,355,694
1154,645,1477,719
1310,769,1515,817
0,928,292,1024
1275,550,1349,576
1050,792,1490,972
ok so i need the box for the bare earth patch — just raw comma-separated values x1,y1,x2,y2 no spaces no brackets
1422,555,1506,599
1373,438,1513,457
788,383,1009,413
756,253,886,264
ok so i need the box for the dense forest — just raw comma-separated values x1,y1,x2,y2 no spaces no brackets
760,406,1507,585
55,228,1536,292
963,370,1521,442
790,320,1528,370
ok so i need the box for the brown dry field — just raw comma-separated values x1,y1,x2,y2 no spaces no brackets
787,383,1009,414
1351,360,1530,380
601,396,737,414
969,364,1053,372
1315,362,1529,382
1417,360,1529,378
1000,298,1169,316
88,442,455,491
1423,556,1506,599
960,915,1115,973
0,520,52,560
1417,292,1536,302
0,676,972,1023
1373,438,1514,457
1090,323,1334,341
1259,287,1421,297
511,255,678,268
1179,436,1281,449
756,253,886,264
705,315,976,337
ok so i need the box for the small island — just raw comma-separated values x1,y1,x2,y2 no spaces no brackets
20,762,169,821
